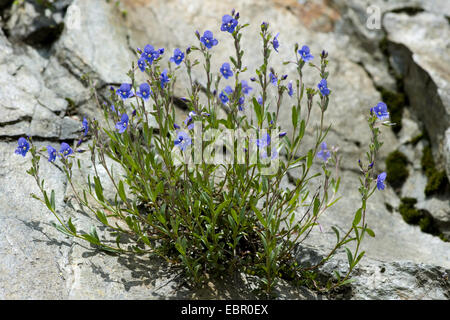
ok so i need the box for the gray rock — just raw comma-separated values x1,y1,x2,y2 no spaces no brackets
384,12,450,178
53,0,134,85
5,0,65,46
417,197,450,238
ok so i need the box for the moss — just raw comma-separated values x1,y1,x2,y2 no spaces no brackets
377,88,406,134
409,132,424,146
421,146,449,196
385,150,409,189
398,197,422,224
418,215,439,234
425,170,449,196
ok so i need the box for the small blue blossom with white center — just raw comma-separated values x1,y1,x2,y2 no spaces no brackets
272,33,280,52
317,142,331,162
298,45,314,62
15,137,30,157
377,172,387,190
160,69,170,89
137,83,152,101
116,83,134,100
82,117,88,136
221,14,238,33
288,81,294,97
220,63,233,79
241,80,252,95
170,48,185,65
372,102,389,120
174,131,192,151
224,85,233,95
60,142,73,158
142,45,156,64
116,113,129,134
47,146,57,162
137,57,147,72
318,79,330,96
200,30,218,49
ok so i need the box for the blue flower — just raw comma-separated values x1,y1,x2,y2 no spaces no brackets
224,85,233,95
272,33,280,52
116,83,134,100
184,111,197,130
116,113,129,133
269,72,277,86
82,117,88,136
257,96,263,105
174,123,181,130
137,57,147,72
137,83,152,100
279,132,287,137
377,172,387,190
372,102,389,120
174,131,192,151
59,142,73,158
160,69,170,89
318,79,330,96
288,81,294,97
143,45,156,63
317,142,330,162
255,133,271,148
200,30,218,49
241,80,253,95
221,14,238,33
238,96,245,111
47,145,57,162
219,91,229,104
298,45,314,62
15,137,30,157
220,62,233,79
170,48,185,65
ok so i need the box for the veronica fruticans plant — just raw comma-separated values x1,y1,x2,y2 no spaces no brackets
18,10,391,294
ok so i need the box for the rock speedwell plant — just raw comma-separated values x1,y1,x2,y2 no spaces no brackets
18,11,392,294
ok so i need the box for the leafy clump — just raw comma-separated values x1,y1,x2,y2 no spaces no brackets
17,11,390,294
385,150,409,189
421,146,449,196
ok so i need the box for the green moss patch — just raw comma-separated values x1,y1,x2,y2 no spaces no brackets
398,197,448,241
421,146,449,196
385,150,409,189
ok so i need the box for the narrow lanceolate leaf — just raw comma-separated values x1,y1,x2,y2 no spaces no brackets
366,228,376,237
353,208,362,226
118,180,127,203
307,149,313,168
345,248,353,267
93,176,104,202
67,218,76,234
292,106,298,128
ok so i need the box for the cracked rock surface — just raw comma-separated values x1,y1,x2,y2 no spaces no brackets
0,0,449,299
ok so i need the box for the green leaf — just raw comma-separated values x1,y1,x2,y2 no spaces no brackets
67,218,76,233
291,106,298,128
50,190,55,211
366,228,376,237
118,180,127,202
93,176,104,203
95,210,108,225
331,226,340,243
252,97,263,126
307,149,313,168
345,248,353,267
353,208,362,226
